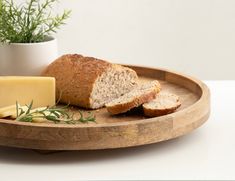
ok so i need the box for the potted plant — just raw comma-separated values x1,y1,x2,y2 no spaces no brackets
0,0,71,76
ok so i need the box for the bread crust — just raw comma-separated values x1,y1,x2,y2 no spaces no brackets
42,54,111,108
106,85,161,115
143,104,181,117
143,94,181,117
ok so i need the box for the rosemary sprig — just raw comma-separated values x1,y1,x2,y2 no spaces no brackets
0,0,71,43
16,101,96,124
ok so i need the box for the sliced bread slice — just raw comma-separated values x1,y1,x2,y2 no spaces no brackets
143,93,181,117
106,80,161,115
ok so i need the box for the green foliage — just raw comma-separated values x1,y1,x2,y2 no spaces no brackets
0,0,71,43
16,101,96,124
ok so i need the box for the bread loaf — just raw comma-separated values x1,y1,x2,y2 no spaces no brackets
42,54,138,109
106,80,161,115
143,93,181,117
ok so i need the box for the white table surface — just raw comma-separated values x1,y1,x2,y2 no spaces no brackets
0,80,234,181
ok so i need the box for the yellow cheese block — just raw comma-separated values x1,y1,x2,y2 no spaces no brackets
0,76,55,108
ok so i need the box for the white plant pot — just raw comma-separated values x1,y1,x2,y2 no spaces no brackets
0,37,58,76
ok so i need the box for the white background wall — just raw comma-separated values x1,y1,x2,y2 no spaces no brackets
55,0,235,80
15,0,235,79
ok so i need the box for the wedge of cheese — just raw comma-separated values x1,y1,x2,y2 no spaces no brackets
0,105,17,118
0,104,27,119
0,76,55,108
0,105,50,121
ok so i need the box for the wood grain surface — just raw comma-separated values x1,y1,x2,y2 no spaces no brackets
0,65,210,150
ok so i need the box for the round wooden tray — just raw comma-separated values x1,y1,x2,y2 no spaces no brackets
0,65,210,150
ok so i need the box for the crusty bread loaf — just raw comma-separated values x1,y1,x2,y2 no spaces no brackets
105,80,161,115
143,93,181,117
42,54,138,109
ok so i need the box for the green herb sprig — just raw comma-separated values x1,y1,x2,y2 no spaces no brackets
16,101,96,124
0,0,71,43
